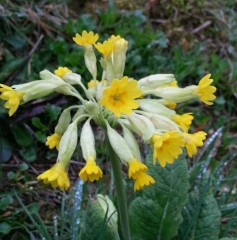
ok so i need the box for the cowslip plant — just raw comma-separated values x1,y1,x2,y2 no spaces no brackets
0,30,216,239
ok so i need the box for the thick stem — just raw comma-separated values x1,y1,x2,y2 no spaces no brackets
106,134,131,240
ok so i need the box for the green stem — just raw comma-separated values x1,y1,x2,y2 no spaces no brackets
106,134,131,240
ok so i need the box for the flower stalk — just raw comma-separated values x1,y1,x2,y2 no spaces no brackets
106,134,131,240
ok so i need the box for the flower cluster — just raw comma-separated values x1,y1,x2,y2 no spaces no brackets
0,31,216,191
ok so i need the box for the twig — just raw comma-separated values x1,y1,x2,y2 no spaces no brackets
192,21,212,34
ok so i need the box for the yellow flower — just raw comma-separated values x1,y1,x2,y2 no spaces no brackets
54,67,72,78
79,157,103,182
37,162,70,190
95,40,115,58
183,131,207,157
73,30,99,46
133,172,155,191
152,131,185,167
0,84,24,116
172,113,193,132
128,159,148,179
196,74,216,105
163,100,177,109
100,76,142,117
87,80,108,88
165,81,178,87
109,35,121,42
46,133,62,151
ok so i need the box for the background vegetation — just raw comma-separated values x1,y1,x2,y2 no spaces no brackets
0,0,236,239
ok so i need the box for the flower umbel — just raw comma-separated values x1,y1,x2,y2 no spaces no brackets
37,162,70,190
0,84,24,116
100,76,142,117
79,157,103,182
196,74,216,105
73,30,99,46
152,131,185,167
46,133,62,151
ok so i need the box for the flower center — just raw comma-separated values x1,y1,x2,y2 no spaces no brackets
113,93,120,101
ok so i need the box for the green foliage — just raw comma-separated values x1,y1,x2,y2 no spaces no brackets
129,154,189,240
178,191,221,240
79,199,118,240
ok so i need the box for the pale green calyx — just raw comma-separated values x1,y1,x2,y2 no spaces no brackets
57,120,78,166
138,99,176,118
80,119,96,160
143,85,197,103
113,38,128,79
84,45,97,80
63,72,82,85
122,125,141,161
106,121,134,164
138,74,175,89
141,111,180,132
55,108,72,135
125,113,155,141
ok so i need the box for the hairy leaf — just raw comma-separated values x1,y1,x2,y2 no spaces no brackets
178,191,221,240
79,199,118,240
129,153,189,240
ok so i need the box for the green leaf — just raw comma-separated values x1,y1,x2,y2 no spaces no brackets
79,199,118,240
0,195,13,211
0,136,12,163
20,145,37,162
178,192,221,240
0,222,11,235
129,153,189,240
11,124,33,147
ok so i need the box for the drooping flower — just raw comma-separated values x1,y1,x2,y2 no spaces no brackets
183,131,207,157
196,74,216,105
0,84,24,116
100,76,142,117
172,113,194,132
133,172,155,191
79,157,103,182
128,159,148,179
37,162,70,190
73,30,99,46
54,67,72,78
152,131,185,167
46,133,62,151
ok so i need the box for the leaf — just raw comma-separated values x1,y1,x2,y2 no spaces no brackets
11,124,33,147
0,136,12,163
79,199,118,240
177,191,221,240
20,145,37,162
129,153,189,240
0,195,13,211
0,222,11,235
